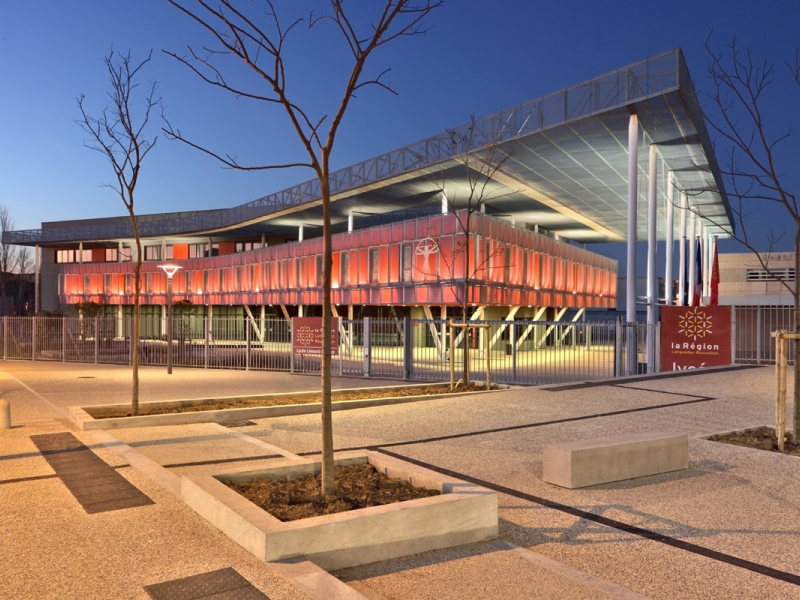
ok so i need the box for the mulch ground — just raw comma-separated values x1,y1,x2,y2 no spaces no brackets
708,426,800,456
93,384,491,419
224,463,441,521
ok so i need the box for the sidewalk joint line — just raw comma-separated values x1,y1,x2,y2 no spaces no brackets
375,449,800,588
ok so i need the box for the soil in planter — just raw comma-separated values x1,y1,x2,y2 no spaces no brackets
93,383,493,419
224,463,441,522
708,426,800,456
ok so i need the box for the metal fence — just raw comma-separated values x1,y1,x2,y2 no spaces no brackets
0,315,660,386
732,305,795,365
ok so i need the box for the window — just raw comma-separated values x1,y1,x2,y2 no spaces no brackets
104,273,112,294
485,242,492,279
369,249,379,284
105,248,118,262
401,244,412,282
56,249,75,263
504,246,511,282
189,243,219,258
81,249,92,263
316,255,323,287
341,252,350,286
145,246,161,261
120,246,132,262
236,242,257,253
746,268,795,282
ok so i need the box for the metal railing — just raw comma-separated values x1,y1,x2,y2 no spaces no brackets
0,315,661,386
732,305,795,365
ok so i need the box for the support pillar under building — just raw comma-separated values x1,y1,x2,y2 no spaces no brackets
626,113,638,324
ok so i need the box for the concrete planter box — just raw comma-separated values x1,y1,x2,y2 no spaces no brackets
68,383,502,431
181,450,498,570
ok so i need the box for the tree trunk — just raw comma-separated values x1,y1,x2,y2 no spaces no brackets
794,234,800,439
131,217,142,417
462,219,471,387
320,175,335,496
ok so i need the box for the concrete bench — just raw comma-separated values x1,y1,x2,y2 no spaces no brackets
542,431,688,489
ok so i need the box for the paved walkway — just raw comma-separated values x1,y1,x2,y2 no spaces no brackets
2,361,798,599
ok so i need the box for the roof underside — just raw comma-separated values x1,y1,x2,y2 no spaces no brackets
8,48,731,247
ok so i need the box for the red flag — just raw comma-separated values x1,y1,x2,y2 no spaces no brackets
710,239,719,306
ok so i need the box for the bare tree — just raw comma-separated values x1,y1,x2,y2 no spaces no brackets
17,247,33,276
163,0,441,495
0,204,19,300
76,50,162,416
702,38,800,437
412,118,513,385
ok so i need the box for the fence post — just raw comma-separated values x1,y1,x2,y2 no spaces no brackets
363,316,371,377
511,323,517,383
290,318,295,373
485,324,491,390
730,306,737,364
775,330,788,452
403,316,412,380
614,318,622,378
62,317,66,362
756,307,763,364
94,316,99,364
449,321,455,390
2,316,6,360
204,315,209,369
245,318,251,371
129,317,133,366
31,316,36,361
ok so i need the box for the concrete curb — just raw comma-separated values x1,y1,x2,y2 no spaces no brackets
181,450,499,570
68,384,506,431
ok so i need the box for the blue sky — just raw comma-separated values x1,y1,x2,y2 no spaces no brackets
1,0,798,268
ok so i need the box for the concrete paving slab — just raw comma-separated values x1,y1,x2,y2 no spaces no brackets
3,361,799,599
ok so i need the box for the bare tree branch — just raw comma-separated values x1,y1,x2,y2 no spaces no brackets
75,49,162,416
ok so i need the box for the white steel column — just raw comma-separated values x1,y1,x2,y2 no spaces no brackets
697,217,704,302
646,145,657,327
665,173,675,305
34,245,40,314
441,191,448,214
705,227,713,298
298,226,304,242
688,211,697,306
348,211,354,233
118,241,123,263
678,192,687,305
79,242,83,264
626,114,639,323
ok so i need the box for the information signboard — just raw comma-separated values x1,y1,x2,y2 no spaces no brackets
660,306,731,372
292,317,339,356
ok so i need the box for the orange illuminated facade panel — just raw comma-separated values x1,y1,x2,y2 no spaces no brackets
56,211,617,309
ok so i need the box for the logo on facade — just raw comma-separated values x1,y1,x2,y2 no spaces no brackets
678,309,713,342
415,237,439,274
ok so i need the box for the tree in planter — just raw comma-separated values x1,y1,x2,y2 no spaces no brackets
412,118,513,385
701,39,800,436
77,50,162,416
163,0,441,495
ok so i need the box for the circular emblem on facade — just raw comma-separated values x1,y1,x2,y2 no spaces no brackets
415,237,439,274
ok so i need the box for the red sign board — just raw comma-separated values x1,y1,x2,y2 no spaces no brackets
292,317,339,356
660,306,731,372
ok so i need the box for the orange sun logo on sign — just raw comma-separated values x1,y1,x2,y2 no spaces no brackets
678,309,713,341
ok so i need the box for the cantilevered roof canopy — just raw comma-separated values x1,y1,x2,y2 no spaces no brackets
6,48,730,247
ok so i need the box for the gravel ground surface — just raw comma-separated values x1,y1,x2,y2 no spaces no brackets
3,361,799,599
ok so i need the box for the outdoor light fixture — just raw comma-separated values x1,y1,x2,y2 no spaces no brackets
157,264,183,375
